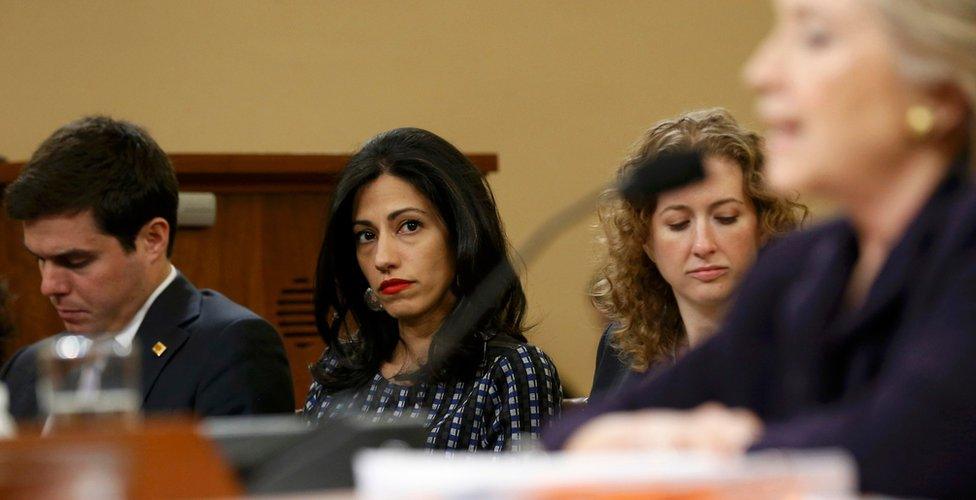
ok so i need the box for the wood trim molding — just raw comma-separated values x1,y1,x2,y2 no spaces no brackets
0,153,499,192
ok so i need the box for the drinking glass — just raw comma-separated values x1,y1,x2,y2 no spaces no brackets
37,334,141,431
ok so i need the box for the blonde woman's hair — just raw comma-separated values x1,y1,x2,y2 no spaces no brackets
874,0,976,167
590,108,807,371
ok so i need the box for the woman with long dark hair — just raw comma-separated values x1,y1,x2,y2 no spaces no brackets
304,127,561,451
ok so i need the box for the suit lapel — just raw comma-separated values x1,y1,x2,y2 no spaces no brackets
840,163,965,343
136,274,199,403
776,222,856,411
781,224,855,341
903,174,976,322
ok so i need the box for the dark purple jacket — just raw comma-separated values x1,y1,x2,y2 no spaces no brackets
547,160,976,498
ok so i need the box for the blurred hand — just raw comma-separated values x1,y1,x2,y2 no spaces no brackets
564,403,762,456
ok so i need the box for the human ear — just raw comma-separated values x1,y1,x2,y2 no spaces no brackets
642,238,655,263
918,84,969,141
139,217,171,260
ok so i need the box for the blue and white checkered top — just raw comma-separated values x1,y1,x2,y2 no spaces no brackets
303,340,562,452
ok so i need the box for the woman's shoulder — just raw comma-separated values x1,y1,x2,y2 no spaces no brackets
483,334,559,378
762,218,851,259
485,333,550,357
311,344,352,380
594,323,630,373
591,323,637,396
597,323,616,351
746,218,854,288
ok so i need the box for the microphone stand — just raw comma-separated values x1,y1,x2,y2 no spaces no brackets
438,150,705,351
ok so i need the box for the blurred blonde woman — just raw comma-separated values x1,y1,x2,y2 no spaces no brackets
550,1,976,496
589,108,805,398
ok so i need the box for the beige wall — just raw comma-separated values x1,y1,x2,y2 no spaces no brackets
0,0,773,395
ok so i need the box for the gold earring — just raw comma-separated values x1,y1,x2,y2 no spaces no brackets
906,105,935,139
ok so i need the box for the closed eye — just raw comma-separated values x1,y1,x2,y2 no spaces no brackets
667,221,690,231
38,252,97,270
716,216,739,225
60,257,93,270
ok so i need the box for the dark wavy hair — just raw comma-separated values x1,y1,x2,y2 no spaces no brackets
312,127,527,391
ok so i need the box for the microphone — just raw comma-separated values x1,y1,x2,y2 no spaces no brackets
226,150,708,494
435,149,706,353
619,150,704,207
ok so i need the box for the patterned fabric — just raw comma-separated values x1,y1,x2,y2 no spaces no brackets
304,340,562,451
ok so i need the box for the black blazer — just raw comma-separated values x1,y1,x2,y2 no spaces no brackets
590,325,645,401
547,161,976,498
1,274,295,419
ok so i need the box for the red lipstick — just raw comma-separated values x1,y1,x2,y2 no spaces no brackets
379,278,413,295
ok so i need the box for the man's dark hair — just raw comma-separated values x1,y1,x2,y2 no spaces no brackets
4,116,179,256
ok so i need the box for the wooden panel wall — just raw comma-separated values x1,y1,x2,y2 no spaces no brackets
173,192,331,406
0,153,497,408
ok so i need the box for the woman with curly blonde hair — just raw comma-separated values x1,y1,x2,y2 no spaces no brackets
589,108,806,398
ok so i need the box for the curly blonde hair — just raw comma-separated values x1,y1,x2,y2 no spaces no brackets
590,108,807,371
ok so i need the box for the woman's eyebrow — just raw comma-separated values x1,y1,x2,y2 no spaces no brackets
354,207,429,227
386,207,427,221
659,204,691,214
658,198,744,215
709,198,744,210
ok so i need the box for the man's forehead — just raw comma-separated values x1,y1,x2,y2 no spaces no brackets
22,211,114,255
24,209,98,227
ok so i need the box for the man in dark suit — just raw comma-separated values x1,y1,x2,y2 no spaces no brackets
0,116,294,419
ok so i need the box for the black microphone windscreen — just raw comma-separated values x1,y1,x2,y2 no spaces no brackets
618,150,705,207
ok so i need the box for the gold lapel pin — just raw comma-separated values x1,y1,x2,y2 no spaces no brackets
152,341,167,357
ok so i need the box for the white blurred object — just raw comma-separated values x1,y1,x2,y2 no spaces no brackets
0,382,17,437
354,448,857,499
177,192,217,227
